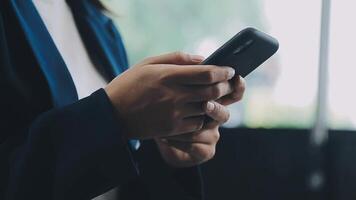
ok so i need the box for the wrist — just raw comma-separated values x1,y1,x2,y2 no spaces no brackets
104,86,133,141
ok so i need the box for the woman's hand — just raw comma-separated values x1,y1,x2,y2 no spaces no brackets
216,75,245,106
105,52,236,140
155,76,245,168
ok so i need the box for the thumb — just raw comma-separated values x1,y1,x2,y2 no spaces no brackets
204,101,230,124
138,51,205,66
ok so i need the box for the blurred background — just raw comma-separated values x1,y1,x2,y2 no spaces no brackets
101,0,356,199
102,0,356,130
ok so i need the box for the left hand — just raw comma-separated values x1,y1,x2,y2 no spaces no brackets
155,76,245,167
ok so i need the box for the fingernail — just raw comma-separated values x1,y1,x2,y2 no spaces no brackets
227,67,235,79
190,54,205,62
206,101,215,112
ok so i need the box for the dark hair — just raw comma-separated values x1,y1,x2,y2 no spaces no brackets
90,0,107,11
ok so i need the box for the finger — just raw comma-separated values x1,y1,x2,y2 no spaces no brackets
139,51,205,66
217,76,246,106
174,116,205,135
179,103,206,118
167,65,235,85
203,119,220,129
163,128,220,145
204,101,230,124
182,81,233,102
161,140,216,163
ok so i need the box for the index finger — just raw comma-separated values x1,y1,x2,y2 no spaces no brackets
168,65,235,85
139,52,205,66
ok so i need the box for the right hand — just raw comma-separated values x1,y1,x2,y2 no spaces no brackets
105,52,235,140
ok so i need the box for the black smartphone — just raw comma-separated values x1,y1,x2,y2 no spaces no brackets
201,27,279,77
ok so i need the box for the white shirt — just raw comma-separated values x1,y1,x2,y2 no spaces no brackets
33,0,107,100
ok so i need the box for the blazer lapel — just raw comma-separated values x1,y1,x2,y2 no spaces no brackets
67,0,129,81
10,0,78,108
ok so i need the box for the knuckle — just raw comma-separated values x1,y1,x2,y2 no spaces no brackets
212,131,221,142
203,69,217,83
142,56,153,64
209,85,222,100
223,69,230,80
231,91,243,101
173,51,187,61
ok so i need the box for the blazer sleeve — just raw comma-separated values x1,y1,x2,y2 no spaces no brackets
0,6,139,199
119,140,204,200
2,90,139,200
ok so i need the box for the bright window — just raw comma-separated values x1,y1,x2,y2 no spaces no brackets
328,0,356,130
103,0,322,129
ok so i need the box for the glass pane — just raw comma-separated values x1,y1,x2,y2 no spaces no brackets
103,0,321,129
328,0,356,130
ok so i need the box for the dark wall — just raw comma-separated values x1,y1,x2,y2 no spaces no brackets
327,130,356,200
201,128,356,200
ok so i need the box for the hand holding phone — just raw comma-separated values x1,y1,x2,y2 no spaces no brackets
200,28,279,124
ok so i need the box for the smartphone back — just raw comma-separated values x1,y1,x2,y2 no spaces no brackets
202,28,279,77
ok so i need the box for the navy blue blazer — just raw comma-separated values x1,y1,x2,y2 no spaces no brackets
0,0,203,199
